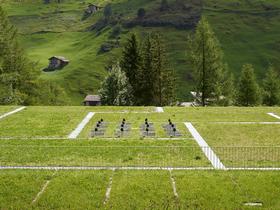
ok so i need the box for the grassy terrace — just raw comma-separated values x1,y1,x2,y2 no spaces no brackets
0,140,209,167
1,106,279,138
0,106,155,138
196,124,280,147
164,107,280,122
0,170,280,209
0,106,279,168
0,106,89,138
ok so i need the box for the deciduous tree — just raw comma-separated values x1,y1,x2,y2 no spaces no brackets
188,17,228,106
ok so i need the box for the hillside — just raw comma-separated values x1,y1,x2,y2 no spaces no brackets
1,0,280,104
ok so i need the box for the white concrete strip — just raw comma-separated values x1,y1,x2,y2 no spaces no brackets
244,202,263,207
104,169,115,205
267,112,280,120
0,106,26,120
0,166,214,171
169,170,178,198
155,107,164,113
32,171,56,204
184,122,226,170
68,112,95,139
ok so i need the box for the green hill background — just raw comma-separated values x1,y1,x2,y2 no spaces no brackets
1,0,280,104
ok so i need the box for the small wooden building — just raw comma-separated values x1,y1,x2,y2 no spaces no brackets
85,4,102,15
84,95,101,106
44,56,69,71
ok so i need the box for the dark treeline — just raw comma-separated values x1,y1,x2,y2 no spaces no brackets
99,33,176,106
0,6,68,105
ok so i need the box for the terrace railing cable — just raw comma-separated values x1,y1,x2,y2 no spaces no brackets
0,146,279,169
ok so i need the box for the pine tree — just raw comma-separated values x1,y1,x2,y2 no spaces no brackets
149,33,175,106
138,33,176,106
139,34,155,105
237,64,261,106
188,17,225,106
263,66,280,106
99,63,133,106
120,33,141,105
0,6,40,105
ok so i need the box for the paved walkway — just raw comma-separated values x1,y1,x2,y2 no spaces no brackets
156,107,164,113
68,112,95,139
184,122,226,170
0,107,26,120
267,113,280,120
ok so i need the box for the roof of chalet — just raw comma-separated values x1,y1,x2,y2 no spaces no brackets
49,56,70,62
84,95,101,102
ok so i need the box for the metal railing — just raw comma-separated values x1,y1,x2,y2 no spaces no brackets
214,146,280,168
0,145,279,169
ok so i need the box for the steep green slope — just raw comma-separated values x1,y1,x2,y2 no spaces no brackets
2,0,280,104
205,0,280,78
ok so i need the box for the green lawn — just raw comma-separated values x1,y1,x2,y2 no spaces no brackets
106,171,178,209
0,170,54,209
0,106,89,138
34,171,111,209
0,140,209,167
1,170,280,209
173,171,280,209
164,107,280,122
196,124,280,146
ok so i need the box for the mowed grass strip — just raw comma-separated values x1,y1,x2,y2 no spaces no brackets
33,171,111,209
0,140,210,167
0,170,54,209
80,112,192,139
105,171,179,209
196,124,280,147
164,107,280,122
0,106,89,138
173,171,280,209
